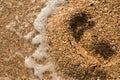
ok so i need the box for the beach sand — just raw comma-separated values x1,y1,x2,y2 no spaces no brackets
0,0,120,79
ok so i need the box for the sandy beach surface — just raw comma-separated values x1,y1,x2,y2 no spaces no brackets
0,0,120,80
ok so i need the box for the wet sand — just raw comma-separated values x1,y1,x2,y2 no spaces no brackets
0,0,120,80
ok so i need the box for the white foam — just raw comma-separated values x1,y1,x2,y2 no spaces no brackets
25,0,66,79
32,34,45,44
34,62,54,78
31,0,35,3
32,50,48,59
24,31,35,40
32,43,48,59
6,21,16,31
34,0,66,33
15,15,19,20
51,72,62,80
0,77,11,80
25,57,37,68
29,78,39,80
6,21,23,38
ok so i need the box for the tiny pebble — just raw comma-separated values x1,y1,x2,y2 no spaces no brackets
112,46,116,51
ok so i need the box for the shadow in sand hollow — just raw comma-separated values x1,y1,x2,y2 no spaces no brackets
69,12,95,42
93,40,116,60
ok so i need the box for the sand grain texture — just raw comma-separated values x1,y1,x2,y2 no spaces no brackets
0,0,120,80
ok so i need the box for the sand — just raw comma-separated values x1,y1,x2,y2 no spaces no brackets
0,0,120,80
